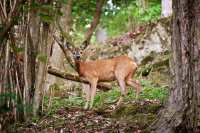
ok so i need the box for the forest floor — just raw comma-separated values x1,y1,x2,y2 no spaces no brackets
13,100,162,133
9,79,168,133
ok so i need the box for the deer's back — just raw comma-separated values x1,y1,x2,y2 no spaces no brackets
78,55,137,81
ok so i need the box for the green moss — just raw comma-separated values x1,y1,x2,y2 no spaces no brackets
112,104,160,118
110,103,160,130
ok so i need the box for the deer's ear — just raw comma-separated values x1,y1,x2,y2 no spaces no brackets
81,40,89,50
64,42,69,49
64,42,72,50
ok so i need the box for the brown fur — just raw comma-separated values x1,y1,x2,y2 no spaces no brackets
75,55,141,109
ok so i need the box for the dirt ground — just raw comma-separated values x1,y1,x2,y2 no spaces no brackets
12,100,162,133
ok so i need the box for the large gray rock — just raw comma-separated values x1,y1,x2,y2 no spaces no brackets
128,20,171,64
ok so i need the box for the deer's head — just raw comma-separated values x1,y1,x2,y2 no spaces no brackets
72,48,84,61
63,40,91,61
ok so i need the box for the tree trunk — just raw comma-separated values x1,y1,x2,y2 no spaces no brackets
137,0,149,14
0,0,30,122
33,23,50,116
45,0,73,93
28,7,41,117
151,0,200,132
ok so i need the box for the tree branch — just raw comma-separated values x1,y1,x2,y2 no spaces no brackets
0,0,25,43
53,35,76,69
48,66,112,91
82,0,105,48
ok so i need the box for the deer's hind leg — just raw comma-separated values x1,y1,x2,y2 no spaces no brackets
115,71,127,107
125,71,141,99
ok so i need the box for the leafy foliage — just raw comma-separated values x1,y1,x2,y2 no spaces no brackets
0,92,17,103
24,0,161,43
0,92,32,114
103,0,161,36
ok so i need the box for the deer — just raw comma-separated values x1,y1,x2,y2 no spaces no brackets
70,47,141,110
53,36,141,110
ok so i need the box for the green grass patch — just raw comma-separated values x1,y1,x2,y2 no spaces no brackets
139,79,169,103
43,79,169,115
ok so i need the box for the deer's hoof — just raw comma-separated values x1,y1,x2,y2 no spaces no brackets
89,106,93,110
84,105,89,110
110,104,120,111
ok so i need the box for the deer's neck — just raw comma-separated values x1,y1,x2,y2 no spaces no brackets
75,60,82,75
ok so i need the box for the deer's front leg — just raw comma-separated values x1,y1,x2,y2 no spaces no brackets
83,84,91,110
89,78,98,109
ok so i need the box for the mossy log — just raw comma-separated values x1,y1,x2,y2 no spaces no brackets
48,66,112,91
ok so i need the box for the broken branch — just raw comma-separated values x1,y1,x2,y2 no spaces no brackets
48,66,112,91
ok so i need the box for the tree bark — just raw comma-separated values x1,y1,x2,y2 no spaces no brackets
28,5,41,117
151,0,200,132
47,67,112,91
0,0,30,121
45,0,73,92
33,23,50,116
83,0,105,47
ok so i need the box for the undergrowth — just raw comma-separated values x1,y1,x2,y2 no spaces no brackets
43,79,168,116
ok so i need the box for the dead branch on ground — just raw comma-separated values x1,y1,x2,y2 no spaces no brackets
48,66,112,91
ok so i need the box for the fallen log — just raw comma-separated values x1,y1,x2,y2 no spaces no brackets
48,66,112,91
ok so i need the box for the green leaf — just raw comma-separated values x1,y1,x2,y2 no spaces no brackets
38,13,54,23
12,45,24,53
0,92,17,101
30,1,41,9
37,53,48,63
57,0,68,4
41,4,54,11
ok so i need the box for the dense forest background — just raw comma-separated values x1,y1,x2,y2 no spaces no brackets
1,0,200,132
